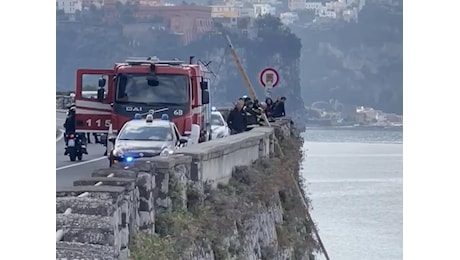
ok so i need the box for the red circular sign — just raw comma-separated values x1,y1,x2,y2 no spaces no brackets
259,67,279,88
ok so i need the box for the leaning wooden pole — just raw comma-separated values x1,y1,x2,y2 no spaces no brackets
225,35,331,260
225,35,284,157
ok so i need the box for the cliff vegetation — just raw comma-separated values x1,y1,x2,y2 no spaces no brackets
130,128,319,259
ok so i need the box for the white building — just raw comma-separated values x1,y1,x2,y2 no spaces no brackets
253,4,276,17
239,3,256,18
280,12,299,25
139,0,163,6
250,0,277,4
305,2,322,10
343,8,358,22
325,1,347,10
317,7,336,18
57,0,83,14
288,0,306,11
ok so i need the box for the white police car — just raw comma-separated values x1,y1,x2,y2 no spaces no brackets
211,107,230,139
109,113,188,166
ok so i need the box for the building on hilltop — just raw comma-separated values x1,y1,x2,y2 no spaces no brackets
57,0,83,14
342,7,358,22
287,0,306,11
305,2,322,11
253,3,276,17
317,7,336,18
280,12,299,25
239,3,256,18
210,4,240,18
138,0,164,6
133,5,213,45
80,0,104,9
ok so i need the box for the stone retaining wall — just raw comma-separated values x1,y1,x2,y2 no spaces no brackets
56,118,292,259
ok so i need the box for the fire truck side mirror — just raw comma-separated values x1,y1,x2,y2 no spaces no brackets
98,77,106,87
200,81,208,90
201,81,210,104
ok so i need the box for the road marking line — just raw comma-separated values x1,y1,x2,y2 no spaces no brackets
56,156,106,171
56,129,65,143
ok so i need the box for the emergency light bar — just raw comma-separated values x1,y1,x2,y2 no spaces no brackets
161,114,169,121
125,57,184,66
146,114,154,122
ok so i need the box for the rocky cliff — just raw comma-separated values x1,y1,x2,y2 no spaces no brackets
292,0,403,114
57,15,307,124
130,126,318,259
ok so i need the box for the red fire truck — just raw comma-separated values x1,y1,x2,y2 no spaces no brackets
73,56,212,144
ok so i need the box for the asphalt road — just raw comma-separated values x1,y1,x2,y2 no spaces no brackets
56,111,108,189
56,111,66,134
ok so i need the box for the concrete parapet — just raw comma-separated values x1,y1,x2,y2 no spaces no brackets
177,126,274,188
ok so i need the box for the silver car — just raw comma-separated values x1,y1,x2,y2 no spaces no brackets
211,110,231,139
109,115,187,166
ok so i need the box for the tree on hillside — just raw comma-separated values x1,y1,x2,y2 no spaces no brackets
254,14,302,60
116,2,137,24
298,10,315,22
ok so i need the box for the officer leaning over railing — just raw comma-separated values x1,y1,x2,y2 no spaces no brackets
241,96,261,131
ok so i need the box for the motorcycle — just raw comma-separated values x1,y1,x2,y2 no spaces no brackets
64,133,86,161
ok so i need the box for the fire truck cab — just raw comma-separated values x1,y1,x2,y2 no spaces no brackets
74,56,212,145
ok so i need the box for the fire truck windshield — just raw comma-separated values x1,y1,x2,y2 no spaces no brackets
116,74,189,104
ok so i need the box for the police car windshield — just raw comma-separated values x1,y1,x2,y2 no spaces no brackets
118,125,172,141
211,114,224,126
116,74,188,104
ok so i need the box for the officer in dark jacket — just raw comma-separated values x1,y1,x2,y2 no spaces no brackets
63,105,76,137
272,96,286,118
63,105,76,155
227,100,247,134
244,99,261,130
63,104,88,155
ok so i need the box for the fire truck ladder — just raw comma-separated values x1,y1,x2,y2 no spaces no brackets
225,35,331,260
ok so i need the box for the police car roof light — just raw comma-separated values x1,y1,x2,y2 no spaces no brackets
134,113,142,119
161,114,169,121
211,106,217,111
146,114,154,122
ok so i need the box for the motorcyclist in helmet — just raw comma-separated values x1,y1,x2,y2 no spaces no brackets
63,104,88,155
64,105,76,135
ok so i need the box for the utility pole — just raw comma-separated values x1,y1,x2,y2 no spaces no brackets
225,35,284,156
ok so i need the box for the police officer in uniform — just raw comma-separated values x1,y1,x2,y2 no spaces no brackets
242,97,261,131
227,99,247,134
63,104,76,147
63,104,88,155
